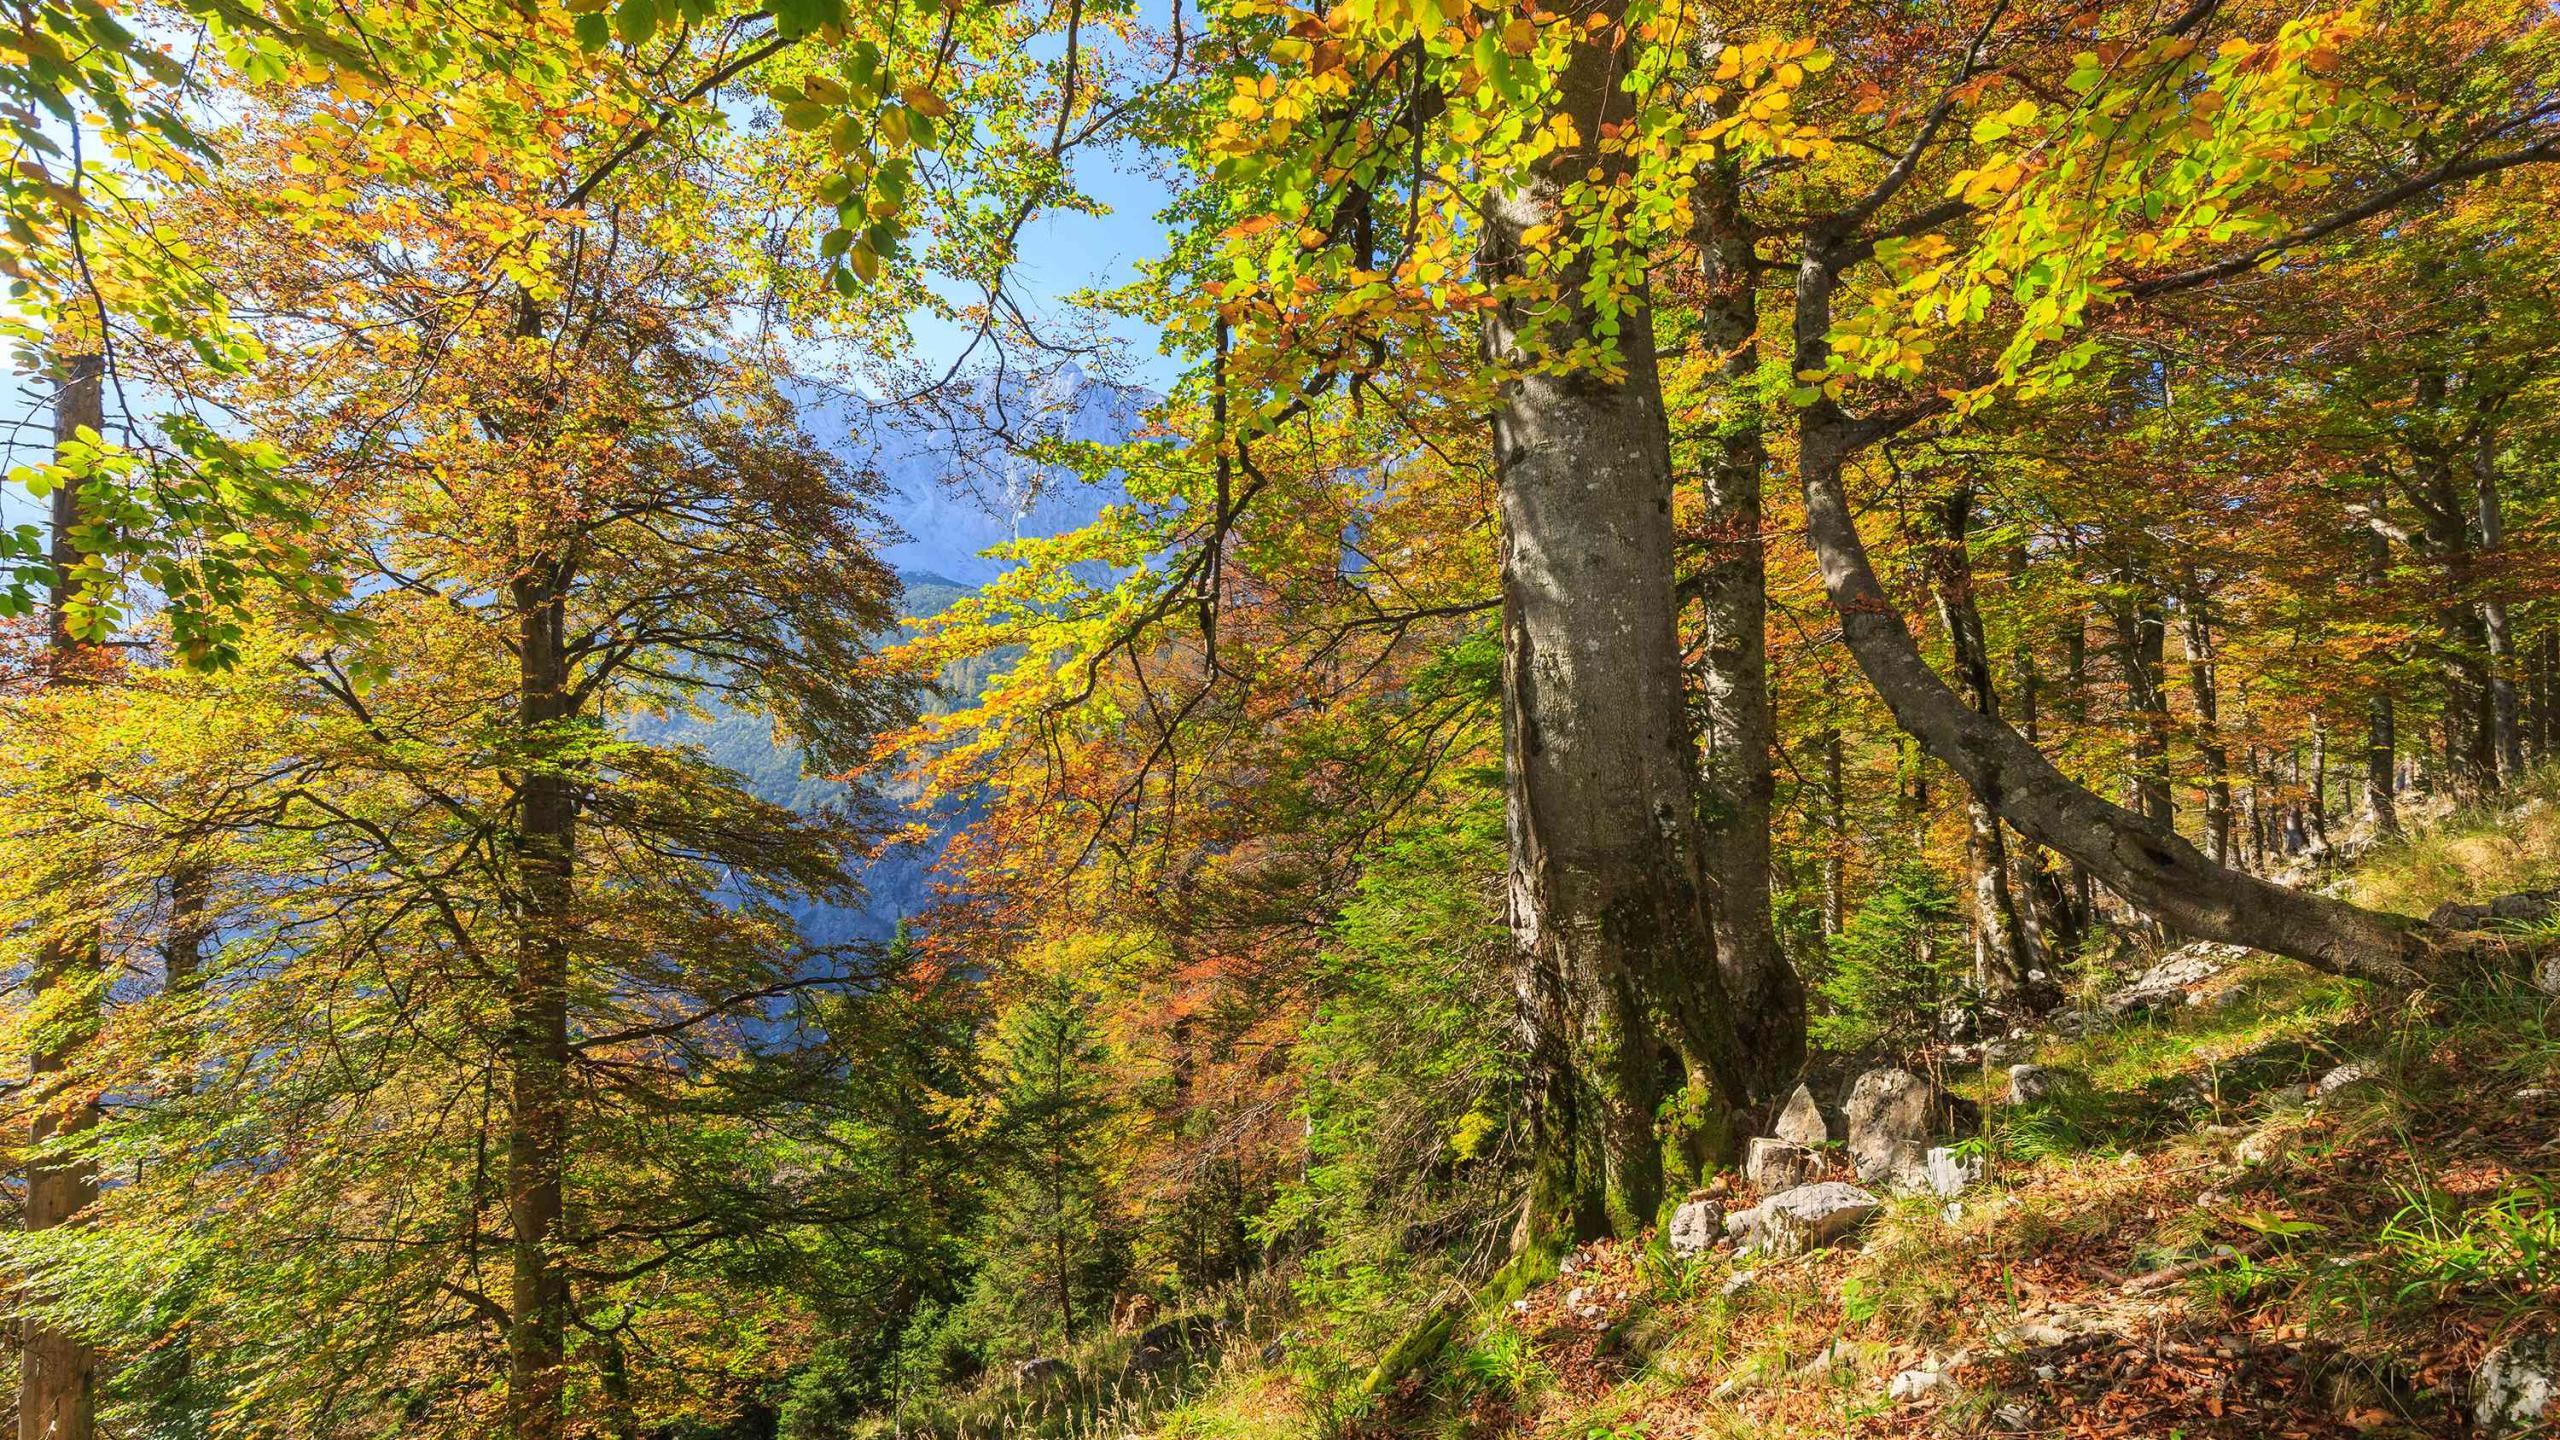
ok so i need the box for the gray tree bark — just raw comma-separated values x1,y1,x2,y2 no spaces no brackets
1690,156,1803,1100
2472,424,2525,783
1920,483,2045,1009
1819,728,1847,938
2181,594,2234,865
23,349,103,1440
1486,11,1747,1237
2107,575,2174,835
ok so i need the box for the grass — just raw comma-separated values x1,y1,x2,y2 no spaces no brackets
2348,769,2560,918
878,776,2560,1440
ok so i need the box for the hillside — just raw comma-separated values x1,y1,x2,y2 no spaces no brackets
16,8,2560,1440
872,786,2560,1440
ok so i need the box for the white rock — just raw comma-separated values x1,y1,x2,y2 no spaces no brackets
1888,1368,1947,1402
2478,1332,2558,1436
1996,1319,2078,1349
1746,1136,1821,1192
1923,1145,1982,1197
1844,1068,1937,1188
1668,1195,1723,1257
1984,1035,2032,1068
2007,1063,2064,1104
1720,1269,1757,1297
2311,1061,2376,1098
1743,1181,1881,1256
1773,1083,1830,1145
2102,943,2237,1014
2235,1128,2287,1165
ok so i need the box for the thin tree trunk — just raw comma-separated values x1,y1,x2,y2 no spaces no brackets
2531,627,2554,764
1690,155,1803,1099
1790,255,2460,990
1921,483,2044,1009
506,569,575,1440
23,350,104,1440
2245,747,2268,869
2364,526,2403,838
2109,578,2175,836
1820,728,1847,938
2473,425,2525,783
1486,9,1746,1237
2181,595,2234,865
2535,628,2556,763
2309,722,2330,849
2061,619,2096,932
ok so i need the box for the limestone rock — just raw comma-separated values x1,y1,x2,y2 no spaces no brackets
1845,1068,1940,1187
1773,1083,1830,1145
2477,1332,2558,1437
1746,1137,1821,1193
2235,1127,2288,1166
1743,1181,1880,1256
2311,1060,2377,1099
2427,889,2560,933
2007,1063,2065,1104
1923,1145,1981,1198
1668,1194,1724,1257
1017,1357,1070,1386
1888,1368,1948,1403
2103,943,2242,1015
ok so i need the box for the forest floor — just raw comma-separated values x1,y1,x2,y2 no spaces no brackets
925,784,2560,1440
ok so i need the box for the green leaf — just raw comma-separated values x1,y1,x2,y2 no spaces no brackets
612,0,657,47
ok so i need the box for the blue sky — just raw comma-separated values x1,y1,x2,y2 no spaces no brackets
909,140,1181,392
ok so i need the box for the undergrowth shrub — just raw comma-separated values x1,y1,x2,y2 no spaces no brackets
1810,861,1965,1059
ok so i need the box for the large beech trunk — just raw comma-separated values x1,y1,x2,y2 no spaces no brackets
24,352,103,1440
1690,159,1804,1099
1489,13,1748,1238
1791,257,2450,990
506,570,574,1440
